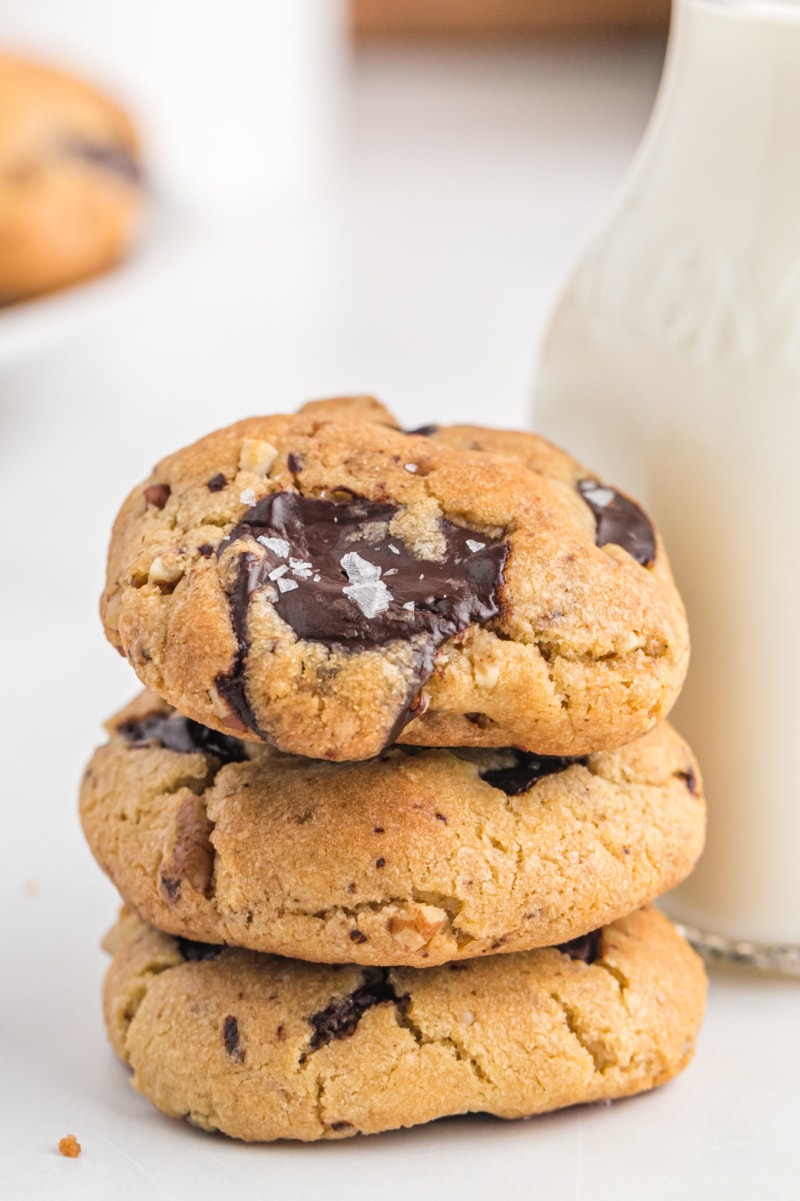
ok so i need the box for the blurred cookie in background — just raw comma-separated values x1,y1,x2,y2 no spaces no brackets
0,51,143,304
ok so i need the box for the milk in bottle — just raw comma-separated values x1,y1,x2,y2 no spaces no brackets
535,0,800,970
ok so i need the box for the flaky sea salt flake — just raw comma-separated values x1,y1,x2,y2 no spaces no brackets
584,484,615,508
289,558,314,579
341,551,381,583
341,551,392,618
345,580,392,618
258,535,290,557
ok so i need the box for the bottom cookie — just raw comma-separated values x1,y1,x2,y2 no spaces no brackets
103,906,706,1142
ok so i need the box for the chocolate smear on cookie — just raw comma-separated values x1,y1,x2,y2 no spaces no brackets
214,492,507,740
118,712,247,765
307,968,403,1051
577,480,655,567
557,929,603,964
480,750,587,797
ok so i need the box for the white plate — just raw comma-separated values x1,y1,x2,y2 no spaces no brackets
0,207,203,370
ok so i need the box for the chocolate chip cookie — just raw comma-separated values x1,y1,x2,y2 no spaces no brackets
0,52,142,302
102,905,706,1141
81,691,704,966
101,398,688,761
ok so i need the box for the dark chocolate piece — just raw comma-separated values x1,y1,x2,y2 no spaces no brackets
223,1015,244,1062
479,750,587,797
143,483,170,509
677,767,698,796
287,453,304,474
557,929,603,964
405,425,439,437
159,876,181,902
117,712,247,765
465,712,494,728
308,969,402,1051
176,937,222,962
577,480,656,567
214,493,507,738
198,543,215,558
207,473,227,492
62,138,141,184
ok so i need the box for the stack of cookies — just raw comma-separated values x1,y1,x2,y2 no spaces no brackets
81,395,707,1142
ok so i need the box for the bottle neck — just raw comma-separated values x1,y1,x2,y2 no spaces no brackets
623,0,800,222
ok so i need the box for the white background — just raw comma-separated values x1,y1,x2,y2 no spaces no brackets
1,38,798,1200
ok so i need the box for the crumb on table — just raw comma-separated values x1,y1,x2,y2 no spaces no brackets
58,1134,81,1158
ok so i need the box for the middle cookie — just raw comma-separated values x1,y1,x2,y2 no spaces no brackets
81,692,705,967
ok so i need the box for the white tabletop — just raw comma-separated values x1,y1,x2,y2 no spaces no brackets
1,38,798,1201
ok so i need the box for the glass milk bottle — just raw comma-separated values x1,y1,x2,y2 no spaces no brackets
535,0,800,973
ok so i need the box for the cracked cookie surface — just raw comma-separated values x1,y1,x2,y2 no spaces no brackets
101,396,688,761
0,53,143,302
81,692,705,966
102,905,707,1142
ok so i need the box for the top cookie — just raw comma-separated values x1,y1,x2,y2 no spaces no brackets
0,52,142,302
102,397,688,761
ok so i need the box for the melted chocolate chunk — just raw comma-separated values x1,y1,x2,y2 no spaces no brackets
577,480,656,567
143,483,170,509
198,543,215,558
223,1015,244,1061
479,750,588,796
405,424,439,437
287,453,304,474
63,138,141,183
215,492,507,738
557,929,603,964
308,969,403,1050
117,712,247,765
214,552,263,733
176,937,222,962
207,473,227,492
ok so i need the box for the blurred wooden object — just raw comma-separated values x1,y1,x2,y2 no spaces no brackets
351,0,670,38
